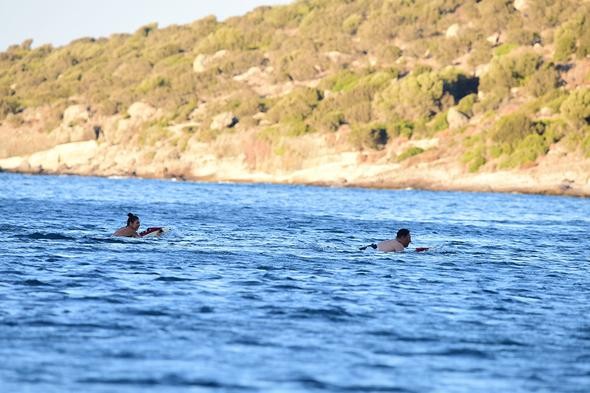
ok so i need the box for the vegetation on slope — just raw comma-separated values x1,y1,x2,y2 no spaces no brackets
1,0,590,171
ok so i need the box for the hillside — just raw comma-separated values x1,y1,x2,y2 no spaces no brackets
1,0,590,195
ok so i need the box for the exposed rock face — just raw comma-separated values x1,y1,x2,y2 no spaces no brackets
128,102,157,121
487,32,501,46
234,66,264,82
63,105,89,125
475,63,490,78
514,0,528,11
193,50,228,73
447,108,470,129
193,54,207,73
210,112,238,130
446,24,460,38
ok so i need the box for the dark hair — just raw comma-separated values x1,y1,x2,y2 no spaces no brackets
127,212,139,226
396,228,410,238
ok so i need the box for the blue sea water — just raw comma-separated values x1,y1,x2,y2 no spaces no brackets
0,172,589,393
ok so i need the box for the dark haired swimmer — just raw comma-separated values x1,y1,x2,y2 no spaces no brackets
360,228,429,252
113,213,141,238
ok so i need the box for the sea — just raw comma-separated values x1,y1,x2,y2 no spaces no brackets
0,172,589,393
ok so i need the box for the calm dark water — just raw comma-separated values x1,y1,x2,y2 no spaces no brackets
0,172,589,393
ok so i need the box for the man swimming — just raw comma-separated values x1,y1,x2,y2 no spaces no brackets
113,213,141,238
377,228,412,252
360,228,427,252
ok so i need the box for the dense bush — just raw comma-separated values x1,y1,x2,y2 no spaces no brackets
462,142,487,172
266,87,322,124
349,123,389,150
560,88,590,124
490,112,536,152
553,13,590,61
526,63,560,97
378,71,444,119
479,50,544,108
397,146,425,162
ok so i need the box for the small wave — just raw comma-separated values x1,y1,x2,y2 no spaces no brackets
19,279,50,286
432,348,494,359
282,376,414,393
291,306,353,321
271,284,304,290
20,232,75,240
154,276,192,282
77,375,248,389
228,337,278,348
6,319,133,331
82,236,134,244
0,224,23,231
125,309,171,317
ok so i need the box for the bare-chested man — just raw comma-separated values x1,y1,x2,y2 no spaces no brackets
359,228,426,252
377,228,412,252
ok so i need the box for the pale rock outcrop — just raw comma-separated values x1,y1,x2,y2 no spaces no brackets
446,24,460,38
539,107,553,117
188,102,208,121
487,32,501,46
447,108,470,129
514,0,528,12
234,66,265,83
63,105,89,126
475,63,490,78
210,112,238,130
325,51,352,63
128,102,157,121
193,54,207,73
193,50,228,73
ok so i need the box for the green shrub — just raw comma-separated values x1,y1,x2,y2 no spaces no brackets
311,110,345,132
490,112,535,153
488,114,557,168
320,70,360,92
378,71,444,119
456,94,477,117
397,146,425,162
388,120,415,139
376,45,403,64
342,14,363,35
267,87,322,123
582,130,590,157
498,133,550,168
283,119,310,137
428,111,449,133
554,26,577,61
136,75,170,94
349,123,389,150
344,101,373,124
553,12,590,60
526,63,559,97
276,49,323,81
560,88,590,124
480,50,544,108
462,145,487,172
0,97,24,118
494,43,518,57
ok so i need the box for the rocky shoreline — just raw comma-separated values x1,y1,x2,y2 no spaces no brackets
1,139,588,197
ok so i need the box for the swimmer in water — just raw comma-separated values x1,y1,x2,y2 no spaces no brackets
113,213,141,238
360,228,428,252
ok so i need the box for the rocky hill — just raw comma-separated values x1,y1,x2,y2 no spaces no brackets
1,0,590,195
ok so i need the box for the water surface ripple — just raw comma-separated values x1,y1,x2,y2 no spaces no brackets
0,173,589,392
